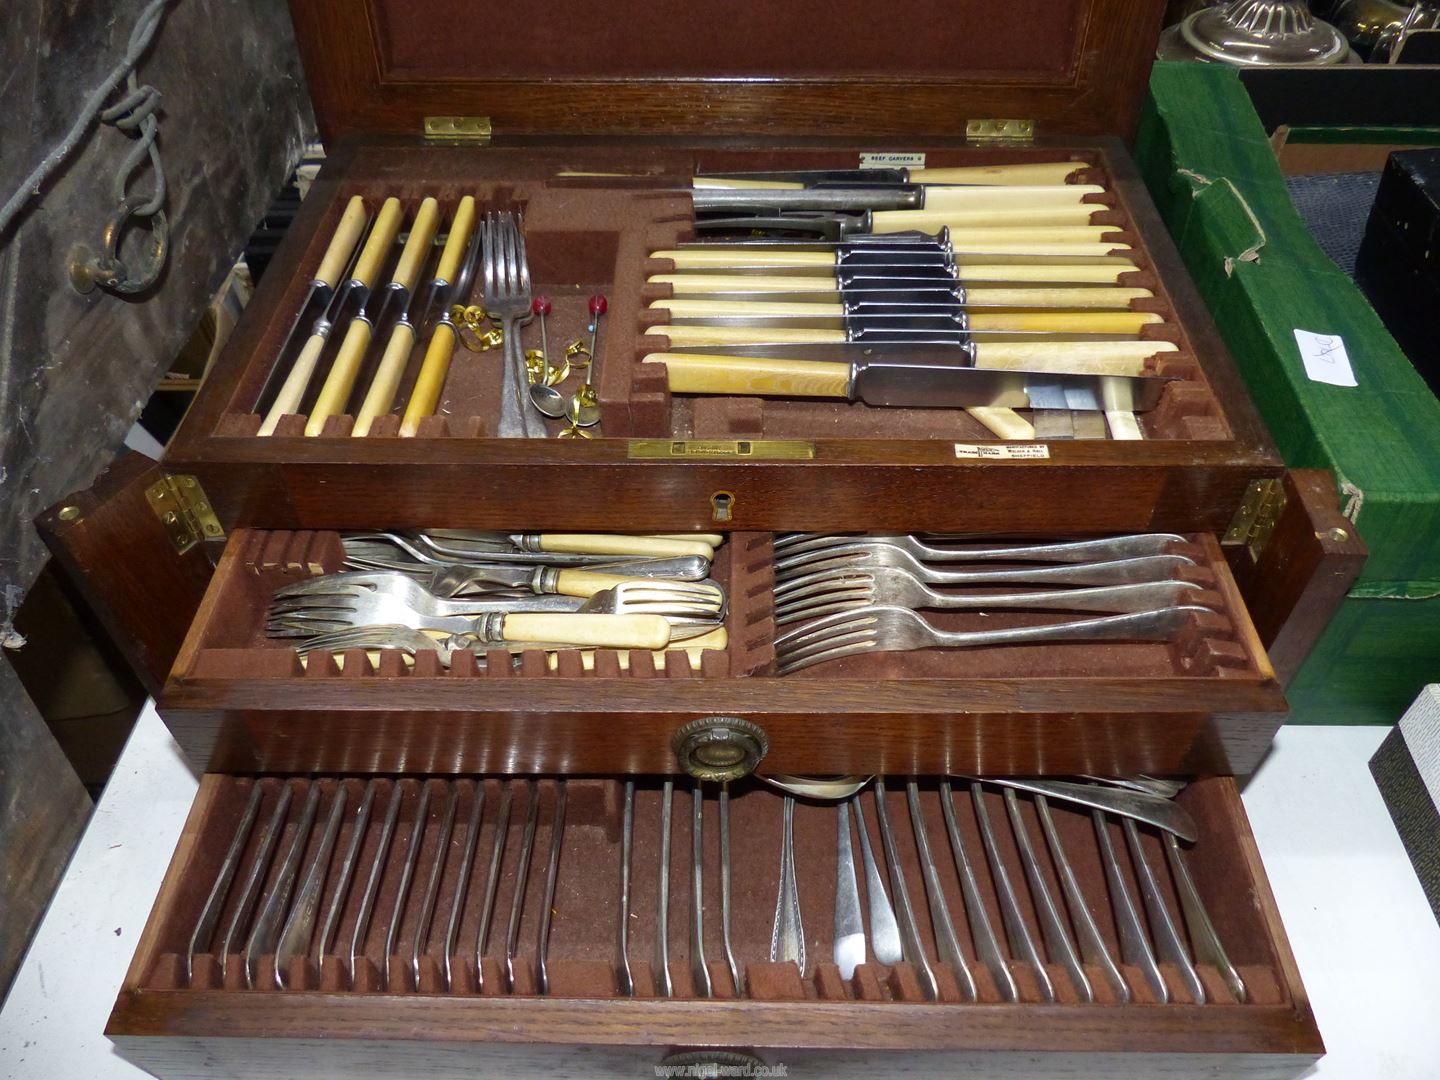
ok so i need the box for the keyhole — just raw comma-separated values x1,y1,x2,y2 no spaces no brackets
710,490,735,523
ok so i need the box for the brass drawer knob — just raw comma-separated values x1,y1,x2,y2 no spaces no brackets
671,716,769,782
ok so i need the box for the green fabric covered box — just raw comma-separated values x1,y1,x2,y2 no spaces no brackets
1135,61,1440,724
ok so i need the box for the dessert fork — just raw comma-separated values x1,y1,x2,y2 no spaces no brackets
775,604,1205,674
774,533,1187,575
485,211,545,438
776,548,1196,594
775,569,1203,625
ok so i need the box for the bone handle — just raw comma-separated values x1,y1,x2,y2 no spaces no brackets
648,534,725,546
657,326,848,346
974,340,1176,374
258,333,326,436
910,162,1087,185
916,184,1104,210
534,535,715,558
305,318,372,436
966,286,1152,309
650,273,843,294
958,263,1137,284
653,298,846,318
967,312,1161,334
869,218,1114,242
352,197,404,288
645,353,851,398
391,197,440,293
501,613,671,651
314,196,369,287
352,322,415,436
399,327,456,437
436,196,477,283
654,250,837,269
969,407,1036,440
906,204,1102,227
550,570,638,598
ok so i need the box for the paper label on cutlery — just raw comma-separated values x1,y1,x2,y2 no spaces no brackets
954,443,1050,459
860,152,926,169
1294,329,1358,387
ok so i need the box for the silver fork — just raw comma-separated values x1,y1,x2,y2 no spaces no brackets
487,211,545,438
776,550,1197,595
774,534,1188,575
775,569,1203,626
774,604,1206,675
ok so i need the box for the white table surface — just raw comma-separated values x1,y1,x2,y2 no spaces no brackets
3,705,1439,1080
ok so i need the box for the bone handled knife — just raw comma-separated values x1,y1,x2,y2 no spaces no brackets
693,161,1090,188
399,197,482,437
643,343,1177,407
258,201,377,436
254,195,370,419
354,196,473,436
305,196,418,435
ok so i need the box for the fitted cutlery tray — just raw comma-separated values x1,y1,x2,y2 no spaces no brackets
108,774,1321,1079
157,528,1286,778
199,148,1216,445
162,142,1281,536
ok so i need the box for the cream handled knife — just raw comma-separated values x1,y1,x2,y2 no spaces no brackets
302,196,406,436
643,344,1176,410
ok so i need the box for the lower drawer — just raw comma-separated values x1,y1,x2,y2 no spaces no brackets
108,773,1321,1079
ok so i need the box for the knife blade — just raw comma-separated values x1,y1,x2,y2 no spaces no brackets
696,212,1121,246
693,162,1089,188
643,346,1173,412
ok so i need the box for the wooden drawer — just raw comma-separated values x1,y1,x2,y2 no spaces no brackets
107,773,1322,1079
152,526,1288,779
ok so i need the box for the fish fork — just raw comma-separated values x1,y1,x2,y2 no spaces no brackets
274,570,725,616
774,604,1206,674
775,549,1196,596
774,533,1187,575
270,573,721,641
486,211,545,438
775,569,1203,625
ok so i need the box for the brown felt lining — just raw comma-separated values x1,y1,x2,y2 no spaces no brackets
179,531,1260,685
371,0,1084,82
215,147,1229,444
144,775,1285,1007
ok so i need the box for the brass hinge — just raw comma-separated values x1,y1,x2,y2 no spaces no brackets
1223,478,1287,562
423,116,492,144
966,118,1035,144
627,439,816,460
146,474,225,554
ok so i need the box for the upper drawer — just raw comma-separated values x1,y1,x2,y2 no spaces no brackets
157,527,1286,778
162,141,1280,536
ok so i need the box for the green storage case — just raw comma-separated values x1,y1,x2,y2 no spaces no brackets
1135,61,1440,724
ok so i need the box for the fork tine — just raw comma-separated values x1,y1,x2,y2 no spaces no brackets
773,565,873,599
776,634,881,674
483,212,498,303
774,591,871,626
515,217,531,295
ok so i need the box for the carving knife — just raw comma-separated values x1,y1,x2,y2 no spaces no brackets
354,196,475,436
254,195,370,418
642,343,1176,412
258,203,376,436
693,162,1090,187
306,196,418,435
